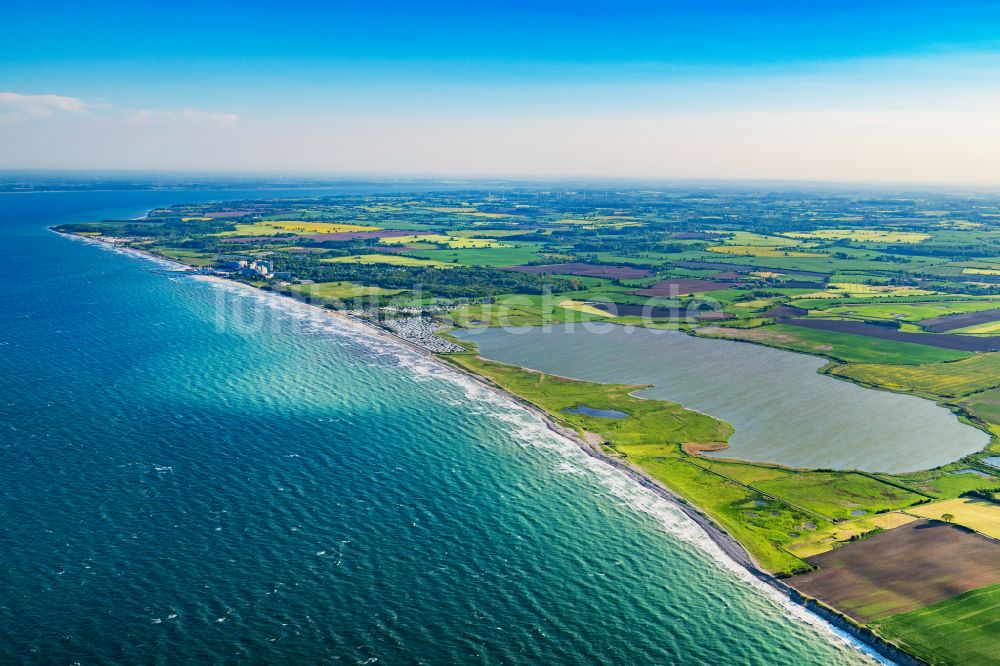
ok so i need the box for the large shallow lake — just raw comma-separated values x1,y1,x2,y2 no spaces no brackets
456,324,989,473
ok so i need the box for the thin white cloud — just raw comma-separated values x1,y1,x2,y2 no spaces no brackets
128,108,239,127
0,92,98,121
0,92,238,128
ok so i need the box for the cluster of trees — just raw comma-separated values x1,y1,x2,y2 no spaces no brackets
884,243,1000,259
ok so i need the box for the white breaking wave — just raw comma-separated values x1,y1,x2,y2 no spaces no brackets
70,234,190,271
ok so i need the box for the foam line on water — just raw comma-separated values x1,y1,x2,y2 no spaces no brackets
64,233,191,271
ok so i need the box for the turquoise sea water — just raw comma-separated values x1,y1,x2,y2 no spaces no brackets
0,191,879,664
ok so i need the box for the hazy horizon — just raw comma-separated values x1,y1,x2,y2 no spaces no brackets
6,170,1000,194
5,1,1000,184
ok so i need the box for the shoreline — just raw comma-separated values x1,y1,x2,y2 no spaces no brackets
58,231,921,666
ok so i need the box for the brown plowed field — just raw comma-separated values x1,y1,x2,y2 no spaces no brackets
591,302,734,319
920,308,1000,333
631,279,737,296
789,520,1000,623
782,318,1000,352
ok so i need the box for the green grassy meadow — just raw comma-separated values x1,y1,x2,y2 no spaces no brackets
874,585,1000,666
286,281,404,301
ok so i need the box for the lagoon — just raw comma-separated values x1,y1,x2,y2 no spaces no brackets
456,324,989,473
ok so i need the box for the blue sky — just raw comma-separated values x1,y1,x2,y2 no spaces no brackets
3,1,1000,182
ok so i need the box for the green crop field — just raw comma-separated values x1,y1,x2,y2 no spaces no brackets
874,585,1000,666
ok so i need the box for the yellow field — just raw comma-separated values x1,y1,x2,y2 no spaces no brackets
784,229,930,243
785,512,917,558
556,300,614,317
731,299,775,309
449,229,527,238
217,223,289,236
831,282,936,296
380,234,510,248
964,267,1000,276
266,221,380,233
954,320,1000,335
906,498,1000,539
707,245,827,258
717,230,803,247
322,253,454,268
799,283,936,299
181,216,211,221
831,353,1000,397
217,222,380,236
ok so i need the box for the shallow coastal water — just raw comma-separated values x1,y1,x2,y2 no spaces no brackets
0,191,878,664
456,324,988,472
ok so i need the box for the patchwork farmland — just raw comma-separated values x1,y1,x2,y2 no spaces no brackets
790,520,1000,623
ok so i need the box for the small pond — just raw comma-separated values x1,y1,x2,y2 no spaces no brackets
564,405,629,419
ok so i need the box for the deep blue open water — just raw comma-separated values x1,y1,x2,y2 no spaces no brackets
0,190,879,664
